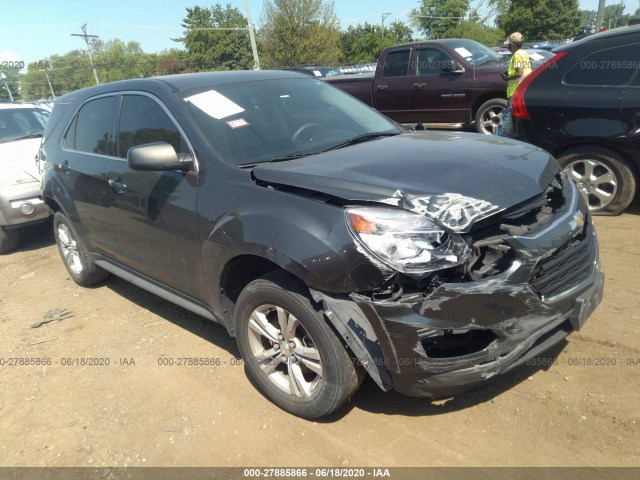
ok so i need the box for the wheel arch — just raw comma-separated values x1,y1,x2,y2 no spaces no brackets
471,91,507,119
555,142,639,214
555,141,640,176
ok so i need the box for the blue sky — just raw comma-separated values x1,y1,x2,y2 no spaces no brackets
0,0,637,66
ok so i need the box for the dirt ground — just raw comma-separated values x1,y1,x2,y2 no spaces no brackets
1,206,639,469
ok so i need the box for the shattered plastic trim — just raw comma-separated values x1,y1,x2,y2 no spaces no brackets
383,189,502,232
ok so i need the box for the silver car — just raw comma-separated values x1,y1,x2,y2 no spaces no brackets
0,103,50,253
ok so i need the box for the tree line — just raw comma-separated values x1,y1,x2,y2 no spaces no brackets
5,0,640,101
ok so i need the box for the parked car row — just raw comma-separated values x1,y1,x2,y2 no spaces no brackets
0,103,51,253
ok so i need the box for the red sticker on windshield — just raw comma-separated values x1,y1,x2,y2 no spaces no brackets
226,118,250,129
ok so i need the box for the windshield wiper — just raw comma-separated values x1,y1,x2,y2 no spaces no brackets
14,130,44,140
237,152,317,168
269,152,318,163
322,132,399,152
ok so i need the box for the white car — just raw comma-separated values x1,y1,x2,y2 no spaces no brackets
0,103,51,253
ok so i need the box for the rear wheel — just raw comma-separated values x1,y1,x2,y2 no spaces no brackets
53,212,109,286
235,272,362,419
558,146,637,215
0,226,19,254
475,98,507,135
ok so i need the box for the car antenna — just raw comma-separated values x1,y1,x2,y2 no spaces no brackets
414,122,427,131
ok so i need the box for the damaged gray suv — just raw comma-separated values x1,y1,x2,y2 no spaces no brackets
40,71,604,418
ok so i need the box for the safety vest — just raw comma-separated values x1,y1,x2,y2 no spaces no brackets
507,50,532,98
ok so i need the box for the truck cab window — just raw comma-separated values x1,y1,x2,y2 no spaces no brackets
383,50,411,77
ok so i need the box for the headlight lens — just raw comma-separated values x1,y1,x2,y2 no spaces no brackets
0,167,38,187
346,207,471,276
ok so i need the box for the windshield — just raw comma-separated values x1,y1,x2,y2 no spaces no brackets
0,108,49,143
182,78,400,166
441,39,503,66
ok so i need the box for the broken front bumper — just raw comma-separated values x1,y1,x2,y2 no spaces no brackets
314,186,604,398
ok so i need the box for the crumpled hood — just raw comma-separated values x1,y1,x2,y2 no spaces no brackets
0,137,42,181
253,131,559,231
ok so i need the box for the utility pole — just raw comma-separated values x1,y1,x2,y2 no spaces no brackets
40,60,56,99
71,24,100,85
595,0,606,31
243,0,260,70
381,12,391,39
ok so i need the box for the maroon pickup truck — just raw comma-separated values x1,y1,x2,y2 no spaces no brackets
325,39,509,134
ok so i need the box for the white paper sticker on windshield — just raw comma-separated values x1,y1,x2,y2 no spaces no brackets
184,90,245,120
529,53,545,61
313,70,322,77
454,47,473,58
226,118,250,129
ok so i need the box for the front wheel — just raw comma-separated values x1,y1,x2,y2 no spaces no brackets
558,146,637,215
235,272,363,419
53,212,109,286
475,98,507,135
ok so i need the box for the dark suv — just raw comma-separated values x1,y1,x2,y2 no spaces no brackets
512,25,640,215
40,71,603,418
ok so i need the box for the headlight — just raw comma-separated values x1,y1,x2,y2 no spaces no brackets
346,207,471,276
0,167,38,187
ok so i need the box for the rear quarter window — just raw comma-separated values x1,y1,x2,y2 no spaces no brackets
564,42,640,87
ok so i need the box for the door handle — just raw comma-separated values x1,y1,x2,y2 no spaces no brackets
413,83,426,88
376,84,389,90
108,178,127,195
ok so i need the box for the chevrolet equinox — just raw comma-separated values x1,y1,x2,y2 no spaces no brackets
40,71,604,418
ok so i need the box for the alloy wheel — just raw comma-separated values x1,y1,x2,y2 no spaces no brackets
479,106,504,135
246,304,323,398
563,159,618,211
57,223,84,275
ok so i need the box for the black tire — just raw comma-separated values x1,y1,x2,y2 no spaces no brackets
475,98,507,135
235,272,362,419
558,146,637,216
53,212,109,286
0,226,19,254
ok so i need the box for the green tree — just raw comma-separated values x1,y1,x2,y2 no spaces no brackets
601,2,631,28
260,0,341,68
94,39,157,82
410,0,470,39
579,9,597,26
0,68,21,101
340,21,413,64
498,0,580,41
21,50,94,100
175,4,254,71
155,49,192,75
443,20,504,45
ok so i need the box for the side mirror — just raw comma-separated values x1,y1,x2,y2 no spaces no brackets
442,60,465,73
127,142,193,172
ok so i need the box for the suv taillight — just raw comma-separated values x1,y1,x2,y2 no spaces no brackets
512,52,568,120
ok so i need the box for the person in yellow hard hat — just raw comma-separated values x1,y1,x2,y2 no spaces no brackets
497,32,532,137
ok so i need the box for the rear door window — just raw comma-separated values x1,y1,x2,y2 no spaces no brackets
564,43,640,86
65,96,117,156
383,50,411,77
